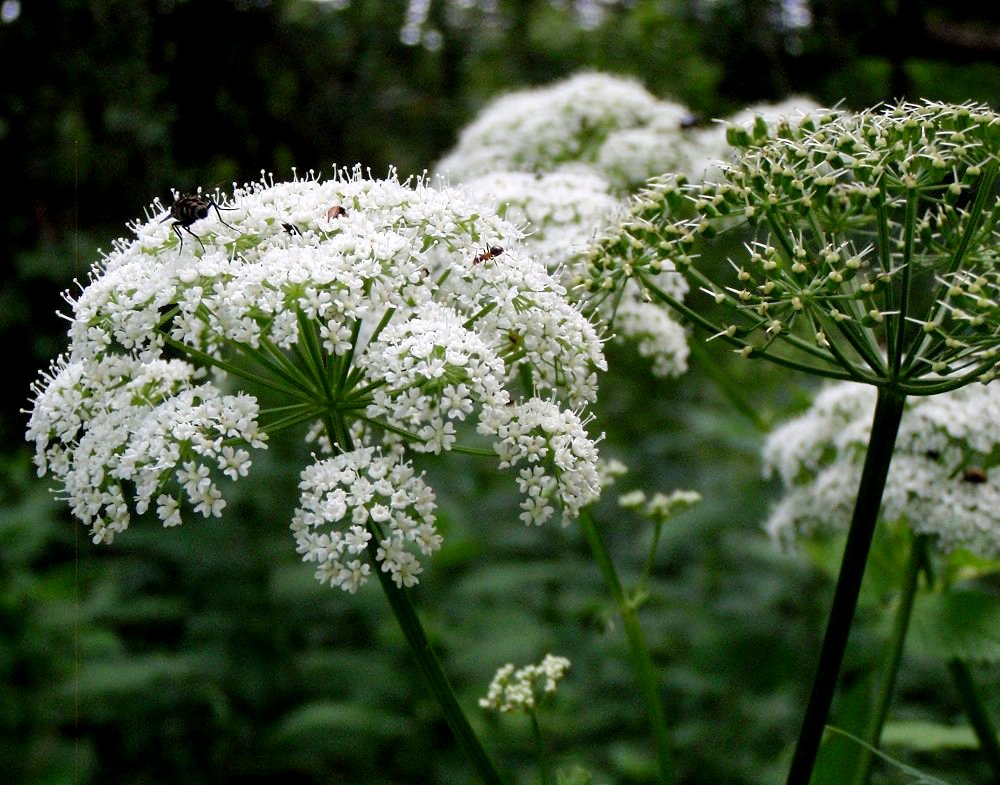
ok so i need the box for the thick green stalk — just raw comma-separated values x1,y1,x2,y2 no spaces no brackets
948,659,1000,779
784,386,907,785
579,509,675,785
851,531,924,785
368,537,508,785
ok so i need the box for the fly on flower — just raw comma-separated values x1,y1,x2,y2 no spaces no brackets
961,467,988,484
162,191,236,252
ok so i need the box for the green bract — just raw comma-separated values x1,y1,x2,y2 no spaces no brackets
587,101,1000,394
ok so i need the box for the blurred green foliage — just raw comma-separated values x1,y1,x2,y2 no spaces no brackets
4,1,1000,783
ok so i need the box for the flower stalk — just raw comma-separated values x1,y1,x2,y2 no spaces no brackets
947,659,1000,780
785,386,906,785
579,508,675,785
367,528,507,785
850,531,925,785
530,710,553,785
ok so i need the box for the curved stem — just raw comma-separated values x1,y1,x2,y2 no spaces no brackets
368,536,508,785
579,509,675,785
850,531,924,785
947,659,1000,781
330,424,505,785
784,386,907,785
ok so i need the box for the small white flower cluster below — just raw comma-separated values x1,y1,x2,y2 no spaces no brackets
479,653,572,714
292,446,439,592
763,381,1000,557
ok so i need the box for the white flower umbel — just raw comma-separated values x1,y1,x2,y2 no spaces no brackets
292,445,439,591
487,398,602,525
435,72,696,189
763,381,1000,557
479,654,571,714
26,168,606,591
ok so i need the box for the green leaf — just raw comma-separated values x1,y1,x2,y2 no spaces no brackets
881,721,978,751
810,674,876,785
267,700,411,748
826,726,957,785
942,548,1000,582
908,590,1000,662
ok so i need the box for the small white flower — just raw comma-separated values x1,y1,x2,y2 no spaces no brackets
479,654,572,714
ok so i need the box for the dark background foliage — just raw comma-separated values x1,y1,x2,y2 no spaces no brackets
3,1,999,783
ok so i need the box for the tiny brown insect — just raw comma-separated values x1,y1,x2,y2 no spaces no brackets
327,204,349,220
162,192,236,252
961,466,988,484
473,245,504,264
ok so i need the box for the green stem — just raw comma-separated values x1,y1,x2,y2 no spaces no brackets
784,386,907,785
947,659,1000,780
850,531,924,785
530,710,552,785
368,533,507,785
889,188,917,377
579,509,675,785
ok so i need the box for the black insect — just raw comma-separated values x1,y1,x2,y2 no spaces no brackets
282,222,302,236
961,466,988,484
473,245,504,264
162,192,236,252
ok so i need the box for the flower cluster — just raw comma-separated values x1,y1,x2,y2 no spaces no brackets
459,170,690,377
26,168,606,590
435,72,686,188
588,101,1000,392
488,398,602,525
291,446,439,591
763,381,1000,557
437,71,820,193
479,654,572,714
26,355,265,544
619,487,702,524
